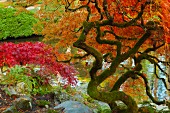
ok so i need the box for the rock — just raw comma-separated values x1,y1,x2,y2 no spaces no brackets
55,91,71,103
26,6,35,11
3,86,17,96
13,96,32,111
72,93,84,102
2,106,18,113
76,82,88,94
156,104,169,111
26,6,41,11
54,100,93,113
16,82,28,94
2,83,28,96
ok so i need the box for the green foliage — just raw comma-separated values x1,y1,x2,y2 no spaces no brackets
12,2,28,7
97,105,112,113
36,100,51,107
138,106,157,113
47,109,58,113
0,65,56,95
0,7,38,40
82,93,95,103
0,3,5,8
0,2,11,8
139,101,157,113
158,111,170,113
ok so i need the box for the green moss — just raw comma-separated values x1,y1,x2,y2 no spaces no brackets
47,109,58,113
36,100,51,107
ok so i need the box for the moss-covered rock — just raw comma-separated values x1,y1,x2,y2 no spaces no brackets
13,96,32,111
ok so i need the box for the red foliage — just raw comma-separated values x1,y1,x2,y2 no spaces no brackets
0,42,77,86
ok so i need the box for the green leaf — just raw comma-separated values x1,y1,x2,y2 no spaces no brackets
0,7,39,40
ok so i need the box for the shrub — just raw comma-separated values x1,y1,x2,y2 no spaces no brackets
0,42,78,86
0,7,38,40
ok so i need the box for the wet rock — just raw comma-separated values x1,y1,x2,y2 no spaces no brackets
55,91,71,103
54,100,93,113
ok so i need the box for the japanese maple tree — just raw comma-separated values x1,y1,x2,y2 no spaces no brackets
34,0,170,112
0,42,77,86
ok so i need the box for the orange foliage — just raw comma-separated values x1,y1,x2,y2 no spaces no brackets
26,0,38,5
159,0,170,44
32,0,170,104
33,0,170,63
35,0,169,56
121,77,149,102
99,73,148,102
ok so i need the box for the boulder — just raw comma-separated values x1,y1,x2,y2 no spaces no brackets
54,100,93,113
13,96,32,111
2,106,18,113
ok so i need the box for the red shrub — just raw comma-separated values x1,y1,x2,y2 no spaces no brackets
0,42,77,86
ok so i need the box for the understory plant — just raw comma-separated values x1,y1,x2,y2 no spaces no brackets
1,65,56,95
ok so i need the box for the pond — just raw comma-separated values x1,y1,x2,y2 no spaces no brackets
0,35,44,43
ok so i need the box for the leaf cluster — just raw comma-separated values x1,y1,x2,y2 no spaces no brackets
0,7,38,40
